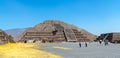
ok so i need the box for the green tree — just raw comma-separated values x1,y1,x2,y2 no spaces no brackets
8,35,15,43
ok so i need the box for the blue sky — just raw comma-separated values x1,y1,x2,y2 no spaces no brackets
0,0,120,35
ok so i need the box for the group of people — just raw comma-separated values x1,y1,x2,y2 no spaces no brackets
78,39,109,48
79,42,88,47
99,39,109,46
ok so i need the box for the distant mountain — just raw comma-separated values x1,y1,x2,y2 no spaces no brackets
5,28,27,38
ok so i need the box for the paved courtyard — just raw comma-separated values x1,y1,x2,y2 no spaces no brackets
40,42,120,58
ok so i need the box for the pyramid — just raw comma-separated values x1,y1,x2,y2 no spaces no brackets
18,20,97,43
0,29,15,44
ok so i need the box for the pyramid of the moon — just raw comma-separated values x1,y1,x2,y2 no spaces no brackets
18,20,97,43
0,29,15,44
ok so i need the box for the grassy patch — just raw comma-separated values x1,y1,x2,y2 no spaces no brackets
0,43,61,58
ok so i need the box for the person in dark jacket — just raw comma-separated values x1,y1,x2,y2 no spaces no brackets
85,42,87,47
99,40,102,44
79,42,81,47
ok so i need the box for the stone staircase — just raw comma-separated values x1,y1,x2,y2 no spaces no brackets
64,29,77,42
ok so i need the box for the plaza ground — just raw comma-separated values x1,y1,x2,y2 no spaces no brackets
40,42,120,58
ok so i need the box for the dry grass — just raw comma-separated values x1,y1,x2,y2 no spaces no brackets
53,46,72,50
0,43,61,58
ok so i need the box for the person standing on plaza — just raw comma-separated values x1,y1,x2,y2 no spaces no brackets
104,39,108,46
79,42,81,48
85,42,87,47
99,40,102,44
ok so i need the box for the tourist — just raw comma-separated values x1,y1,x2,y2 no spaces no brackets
104,39,108,46
99,40,102,44
85,42,87,47
79,42,81,47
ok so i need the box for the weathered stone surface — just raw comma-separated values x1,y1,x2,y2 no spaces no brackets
18,20,97,43
0,29,15,44
98,32,120,43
